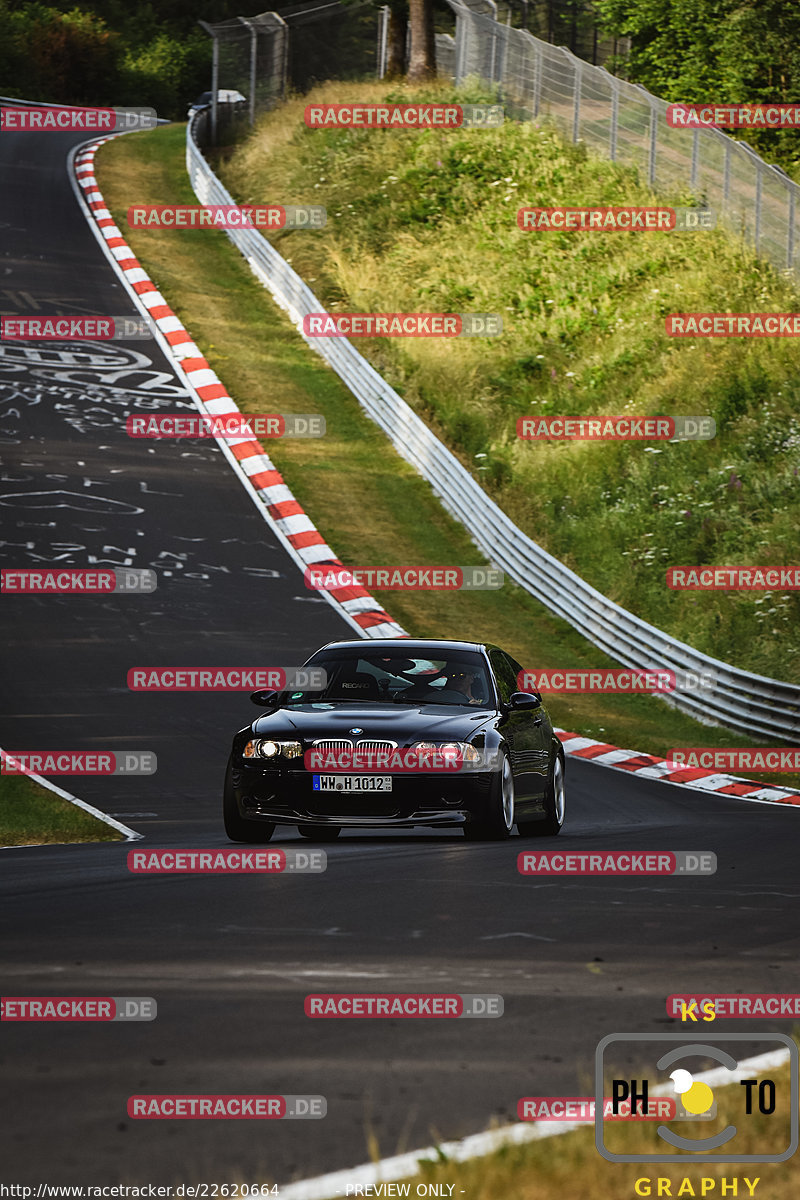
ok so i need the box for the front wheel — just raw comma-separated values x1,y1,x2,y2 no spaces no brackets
223,756,276,843
463,750,515,840
298,824,341,841
518,753,565,837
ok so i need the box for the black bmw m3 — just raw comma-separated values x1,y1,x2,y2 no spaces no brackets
223,638,565,841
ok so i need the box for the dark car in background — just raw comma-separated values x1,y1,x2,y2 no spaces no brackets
223,639,565,842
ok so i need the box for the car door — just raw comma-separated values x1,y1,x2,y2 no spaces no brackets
506,651,551,795
489,649,542,800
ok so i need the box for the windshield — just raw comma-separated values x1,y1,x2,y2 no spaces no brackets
282,650,493,707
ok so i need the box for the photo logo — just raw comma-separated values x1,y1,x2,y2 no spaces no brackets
595,1033,798,1162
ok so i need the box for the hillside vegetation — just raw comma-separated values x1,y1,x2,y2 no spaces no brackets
219,79,800,683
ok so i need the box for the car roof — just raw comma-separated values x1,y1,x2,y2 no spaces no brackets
315,638,492,654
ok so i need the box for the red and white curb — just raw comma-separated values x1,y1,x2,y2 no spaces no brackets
70,137,797,811
555,729,800,807
70,139,406,641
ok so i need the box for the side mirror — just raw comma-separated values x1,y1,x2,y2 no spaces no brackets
508,691,542,711
251,689,279,707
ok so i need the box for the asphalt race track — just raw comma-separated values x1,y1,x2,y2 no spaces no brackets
2,113,799,1188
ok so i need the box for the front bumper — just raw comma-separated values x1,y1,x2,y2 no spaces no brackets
232,762,493,828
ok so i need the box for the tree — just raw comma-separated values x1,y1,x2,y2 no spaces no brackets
407,0,436,80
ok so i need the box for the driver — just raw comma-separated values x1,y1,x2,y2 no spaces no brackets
440,668,485,705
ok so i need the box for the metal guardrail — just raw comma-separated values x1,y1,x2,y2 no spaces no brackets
186,112,800,739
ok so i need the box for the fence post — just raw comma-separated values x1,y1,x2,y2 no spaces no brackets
275,13,289,101
690,128,699,190
532,41,542,119
377,6,389,78
572,59,582,142
609,78,618,160
648,102,657,185
788,187,796,273
723,142,730,205
198,21,219,146
754,162,762,255
239,17,257,127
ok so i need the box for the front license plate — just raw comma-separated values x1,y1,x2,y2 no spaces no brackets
313,775,393,792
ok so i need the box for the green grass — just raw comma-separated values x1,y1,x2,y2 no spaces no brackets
216,78,800,685
341,1056,800,1200
0,771,122,846
88,120,799,781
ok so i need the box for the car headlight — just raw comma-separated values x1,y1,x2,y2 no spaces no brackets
410,740,481,764
242,739,302,760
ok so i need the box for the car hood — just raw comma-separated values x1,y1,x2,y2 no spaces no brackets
252,702,495,742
